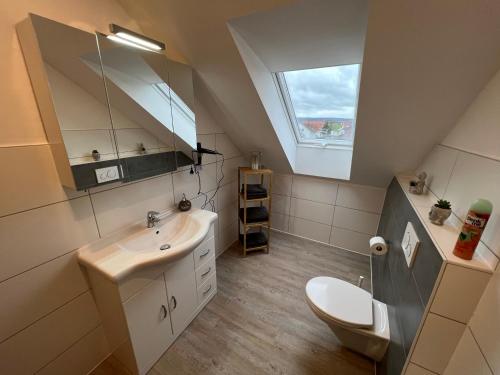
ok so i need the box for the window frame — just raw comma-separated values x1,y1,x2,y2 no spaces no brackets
274,64,361,148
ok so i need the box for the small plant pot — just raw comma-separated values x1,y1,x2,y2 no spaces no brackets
429,205,452,225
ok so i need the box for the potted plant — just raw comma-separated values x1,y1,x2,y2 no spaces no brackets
429,199,452,225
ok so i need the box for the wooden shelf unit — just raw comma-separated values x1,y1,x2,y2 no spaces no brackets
238,167,273,256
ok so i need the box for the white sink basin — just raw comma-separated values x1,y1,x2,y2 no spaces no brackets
78,208,217,281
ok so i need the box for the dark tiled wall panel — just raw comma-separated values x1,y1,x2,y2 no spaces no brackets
373,178,444,374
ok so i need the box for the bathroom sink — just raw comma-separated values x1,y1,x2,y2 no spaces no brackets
119,213,200,253
78,208,217,281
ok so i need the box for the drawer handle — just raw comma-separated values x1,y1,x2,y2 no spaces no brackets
160,304,168,320
201,267,211,278
170,296,177,311
203,284,212,296
200,249,210,258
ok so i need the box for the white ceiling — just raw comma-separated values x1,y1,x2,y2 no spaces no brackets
350,0,500,186
119,0,500,187
229,0,368,72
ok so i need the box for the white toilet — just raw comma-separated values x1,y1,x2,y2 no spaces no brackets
305,276,390,361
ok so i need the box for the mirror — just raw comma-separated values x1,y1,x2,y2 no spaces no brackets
17,14,197,190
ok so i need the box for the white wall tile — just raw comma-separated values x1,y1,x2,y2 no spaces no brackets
332,206,380,235
0,252,88,343
406,363,435,375
189,189,218,212
475,241,499,271
291,175,338,204
431,264,491,323
411,313,466,374
336,183,386,213
290,198,334,225
0,145,86,217
215,133,240,159
330,227,372,255
113,128,160,154
221,156,245,185
469,267,500,373
417,145,459,199
218,202,237,230
172,163,216,203
271,194,290,215
196,133,217,164
444,328,492,375
219,222,237,254
443,152,500,257
289,217,331,243
0,292,101,374
0,197,99,282
217,181,237,211
273,174,292,196
92,175,175,236
37,326,109,375
271,213,289,232
62,129,116,159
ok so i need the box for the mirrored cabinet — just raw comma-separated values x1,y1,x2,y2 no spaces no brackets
17,13,198,190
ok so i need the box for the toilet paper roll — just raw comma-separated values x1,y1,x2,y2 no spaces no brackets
370,236,388,255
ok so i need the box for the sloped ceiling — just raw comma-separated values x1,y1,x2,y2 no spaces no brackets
118,0,500,187
117,0,296,172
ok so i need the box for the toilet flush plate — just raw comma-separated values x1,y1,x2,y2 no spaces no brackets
402,222,420,267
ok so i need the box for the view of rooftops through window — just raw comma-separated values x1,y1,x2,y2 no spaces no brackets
278,64,361,146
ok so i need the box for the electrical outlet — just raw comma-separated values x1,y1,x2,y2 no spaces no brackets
95,166,120,183
402,222,420,267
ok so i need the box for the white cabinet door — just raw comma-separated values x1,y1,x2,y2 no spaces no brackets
164,253,198,335
123,275,174,375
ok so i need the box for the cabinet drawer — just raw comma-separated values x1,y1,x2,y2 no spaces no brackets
195,257,216,287
194,236,215,269
197,273,217,305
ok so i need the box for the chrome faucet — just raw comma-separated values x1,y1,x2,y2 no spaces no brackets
147,211,161,228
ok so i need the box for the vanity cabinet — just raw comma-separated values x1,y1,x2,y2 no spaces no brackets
124,275,174,375
86,224,216,375
164,252,198,335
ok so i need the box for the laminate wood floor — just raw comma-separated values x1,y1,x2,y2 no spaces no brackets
92,231,374,375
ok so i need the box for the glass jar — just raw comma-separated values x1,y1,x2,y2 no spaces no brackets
251,151,262,170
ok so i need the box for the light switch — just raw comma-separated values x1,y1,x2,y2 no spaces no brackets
95,166,120,183
402,222,420,267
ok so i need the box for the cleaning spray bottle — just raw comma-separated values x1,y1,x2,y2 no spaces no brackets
453,199,493,260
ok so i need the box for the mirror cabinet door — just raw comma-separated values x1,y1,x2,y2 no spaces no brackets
166,59,197,168
19,14,198,190
26,14,122,189
95,34,179,182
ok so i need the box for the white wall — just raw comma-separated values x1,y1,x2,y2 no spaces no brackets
269,173,386,255
442,68,500,162
228,24,296,170
416,68,500,374
0,1,242,373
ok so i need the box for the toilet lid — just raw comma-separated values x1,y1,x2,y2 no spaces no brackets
306,277,373,328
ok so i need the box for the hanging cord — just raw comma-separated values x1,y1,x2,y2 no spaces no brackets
194,164,209,209
201,153,225,212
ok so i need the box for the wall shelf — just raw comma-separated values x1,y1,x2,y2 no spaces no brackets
238,167,273,256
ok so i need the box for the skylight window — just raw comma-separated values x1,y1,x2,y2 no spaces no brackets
276,64,361,147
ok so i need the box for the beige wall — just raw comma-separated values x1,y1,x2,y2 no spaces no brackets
269,174,386,256
0,1,241,373
442,68,500,162
416,68,500,374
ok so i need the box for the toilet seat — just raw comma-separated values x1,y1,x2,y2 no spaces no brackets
305,277,373,329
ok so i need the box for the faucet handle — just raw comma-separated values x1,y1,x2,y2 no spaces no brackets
147,210,160,218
